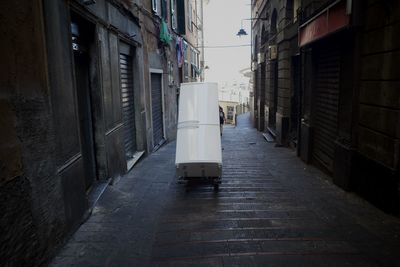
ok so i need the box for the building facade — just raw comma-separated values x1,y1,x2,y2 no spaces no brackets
0,0,203,265
252,0,300,147
252,0,399,213
141,0,203,151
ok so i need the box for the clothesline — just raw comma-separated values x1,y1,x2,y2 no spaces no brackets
199,44,251,48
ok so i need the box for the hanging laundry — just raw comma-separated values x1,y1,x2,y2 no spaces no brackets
160,19,172,44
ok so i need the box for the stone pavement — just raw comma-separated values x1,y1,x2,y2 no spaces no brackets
51,113,400,267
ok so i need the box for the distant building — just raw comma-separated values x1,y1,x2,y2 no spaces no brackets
252,0,300,146
219,100,239,125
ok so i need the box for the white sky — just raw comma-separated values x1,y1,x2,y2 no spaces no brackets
203,0,251,84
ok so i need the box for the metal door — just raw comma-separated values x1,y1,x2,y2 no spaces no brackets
312,46,340,172
151,73,164,147
120,53,137,159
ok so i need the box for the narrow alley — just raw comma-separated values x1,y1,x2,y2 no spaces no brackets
51,113,400,267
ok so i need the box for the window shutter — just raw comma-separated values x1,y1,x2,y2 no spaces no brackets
177,0,186,34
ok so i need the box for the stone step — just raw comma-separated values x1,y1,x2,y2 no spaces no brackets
262,132,275,142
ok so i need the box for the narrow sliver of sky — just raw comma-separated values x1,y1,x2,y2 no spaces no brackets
203,0,251,84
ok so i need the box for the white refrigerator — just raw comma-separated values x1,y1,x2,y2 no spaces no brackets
175,82,222,178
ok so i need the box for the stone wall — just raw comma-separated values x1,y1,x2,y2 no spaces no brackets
0,1,66,265
353,0,400,212
358,0,400,171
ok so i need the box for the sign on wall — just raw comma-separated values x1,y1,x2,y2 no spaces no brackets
269,45,277,60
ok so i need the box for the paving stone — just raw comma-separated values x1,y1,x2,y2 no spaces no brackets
51,113,400,267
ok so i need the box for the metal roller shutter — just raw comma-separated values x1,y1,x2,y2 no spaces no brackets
312,47,340,172
120,53,137,159
151,73,164,147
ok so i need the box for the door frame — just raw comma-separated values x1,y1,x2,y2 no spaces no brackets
70,10,99,191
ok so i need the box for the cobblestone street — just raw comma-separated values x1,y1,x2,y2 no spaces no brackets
52,113,400,266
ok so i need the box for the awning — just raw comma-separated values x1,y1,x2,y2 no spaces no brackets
299,0,349,47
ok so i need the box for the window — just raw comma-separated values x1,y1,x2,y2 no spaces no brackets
253,35,258,60
152,0,158,13
152,0,167,19
189,48,200,81
227,106,234,120
286,0,294,21
293,0,300,22
161,0,168,20
190,47,195,65
190,47,195,80
168,61,174,86
192,0,197,28
271,9,278,35
171,0,177,30
261,26,267,45
188,0,193,32
183,41,189,81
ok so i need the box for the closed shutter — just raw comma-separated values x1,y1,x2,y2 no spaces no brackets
151,73,164,147
312,46,340,172
177,0,186,34
120,53,137,159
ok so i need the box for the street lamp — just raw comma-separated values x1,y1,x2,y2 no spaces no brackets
236,16,269,71
237,28,248,37
237,19,248,37
236,17,269,38
236,19,248,37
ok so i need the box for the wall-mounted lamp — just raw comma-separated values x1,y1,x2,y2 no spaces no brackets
237,28,248,37
236,17,269,37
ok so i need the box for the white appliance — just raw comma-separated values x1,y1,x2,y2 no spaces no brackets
175,82,222,179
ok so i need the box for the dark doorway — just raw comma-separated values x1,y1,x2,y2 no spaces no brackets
253,35,259,128
71,13,97,191
271,9,278,35
290,55,300,146
259,62,266,131
269,60,278,129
